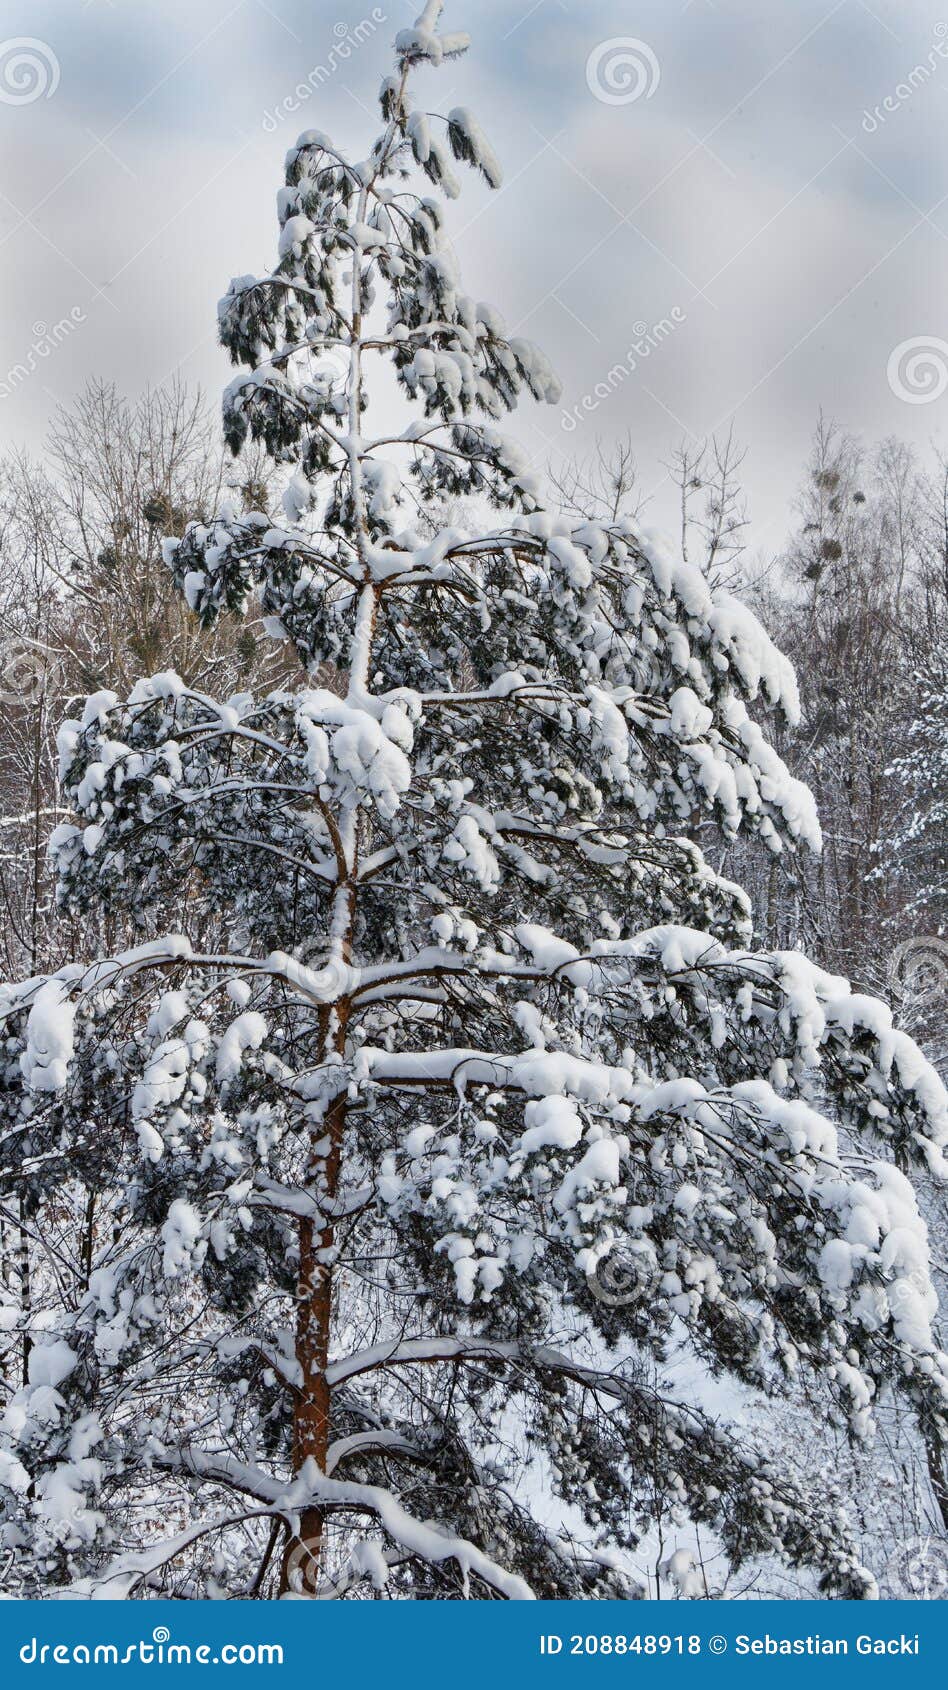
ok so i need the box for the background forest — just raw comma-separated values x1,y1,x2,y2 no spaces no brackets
1,0,947,1603
1,381,946,1595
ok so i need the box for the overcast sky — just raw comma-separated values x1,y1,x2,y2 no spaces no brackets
2,0,948,550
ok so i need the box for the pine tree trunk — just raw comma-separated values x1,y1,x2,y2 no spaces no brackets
280,999,351,1595
275,208,379,1581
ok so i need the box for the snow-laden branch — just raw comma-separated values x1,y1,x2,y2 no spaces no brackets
149,1444,534,1600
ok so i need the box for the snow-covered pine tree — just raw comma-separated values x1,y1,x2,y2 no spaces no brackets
2,2,948,1600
